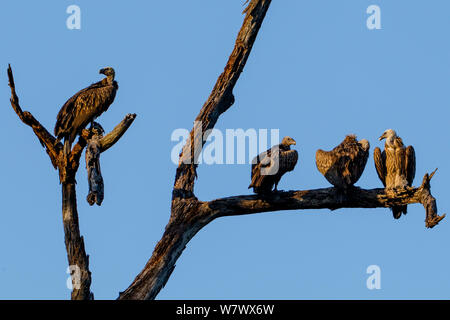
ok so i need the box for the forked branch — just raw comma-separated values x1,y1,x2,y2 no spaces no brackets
119,0,444,301
119,0,274,300
8,64,60,168
84,114,137,206
8,64,136,300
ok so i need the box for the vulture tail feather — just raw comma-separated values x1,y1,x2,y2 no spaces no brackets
392,205,407,219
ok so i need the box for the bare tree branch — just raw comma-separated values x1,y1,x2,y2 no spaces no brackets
119,0,273,300
118,0,444,301
174,0,272,197
71,114,136,172
8,65,135,300
84,114,136,206
8,0,444,301
86,130,104,206
99,113,137,152
199,172,445,228
8,64,61,168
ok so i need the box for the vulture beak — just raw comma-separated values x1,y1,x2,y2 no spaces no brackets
99,68,106,75
291,140,296,146
378,133,386,141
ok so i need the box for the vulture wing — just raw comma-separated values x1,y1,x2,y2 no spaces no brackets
315,149,334,177
348,140,370,185
316,135,368,188
249,148,273,190
405,145,416,186
55,81,103,138
55,80,118,143
373,147,387,187
279,149,298,173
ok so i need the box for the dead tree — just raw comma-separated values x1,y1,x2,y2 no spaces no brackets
118,0,445,300
7,0,445,300
7,65,136,300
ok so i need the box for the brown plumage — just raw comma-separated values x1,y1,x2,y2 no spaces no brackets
374,129,416,219
54,67,118,154
315,135,370,190
249,136,298,194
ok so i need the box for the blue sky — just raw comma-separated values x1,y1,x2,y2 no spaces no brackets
1,0,449,299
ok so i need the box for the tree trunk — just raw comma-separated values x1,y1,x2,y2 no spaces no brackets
62,181,93,300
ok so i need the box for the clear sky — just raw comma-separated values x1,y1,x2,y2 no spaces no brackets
1,0,449,299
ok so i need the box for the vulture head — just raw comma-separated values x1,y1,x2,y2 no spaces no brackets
379,129,397,146
379,129,396,141
358,139,370,152
99,67,115,80
281,136,296,147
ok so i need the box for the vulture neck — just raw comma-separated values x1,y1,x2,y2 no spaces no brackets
280,143,291,151
385,135,401,149
105,75,115,85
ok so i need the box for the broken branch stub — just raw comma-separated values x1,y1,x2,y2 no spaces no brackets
86,123,105,206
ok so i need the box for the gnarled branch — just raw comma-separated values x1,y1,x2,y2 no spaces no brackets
84,114,137,206
173,0,272,196
99,113,137,152
119,0,444,301
119,0,274,300
200,172,445,229
8,65,136,300
8,64,61,168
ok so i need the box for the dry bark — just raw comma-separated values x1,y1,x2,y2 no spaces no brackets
86,127,104,206
8,64,136,299
118,0,444,300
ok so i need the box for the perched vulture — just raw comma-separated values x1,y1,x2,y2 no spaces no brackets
54,67,118,154
374,129,416,219
249,136,298,194
315,135,370,190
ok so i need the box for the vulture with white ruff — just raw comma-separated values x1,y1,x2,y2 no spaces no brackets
374,129,416,219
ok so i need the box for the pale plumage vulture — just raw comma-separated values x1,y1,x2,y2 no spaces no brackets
374,129,416,219
315,135,370,190
54,67,118,154
249,136,298,194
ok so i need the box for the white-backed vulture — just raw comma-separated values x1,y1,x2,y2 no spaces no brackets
54,67,118,154
315,135,370,190
374,129,416,219
249,136,298,194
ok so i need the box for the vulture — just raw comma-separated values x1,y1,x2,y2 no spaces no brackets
315,135,370,191
374,129,416,219
249,136,298,194
54,67,118,154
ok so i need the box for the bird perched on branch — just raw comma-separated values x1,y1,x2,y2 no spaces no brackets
374,129,416,219
315,135,370,191
54,67,118,155
249,136,298,194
